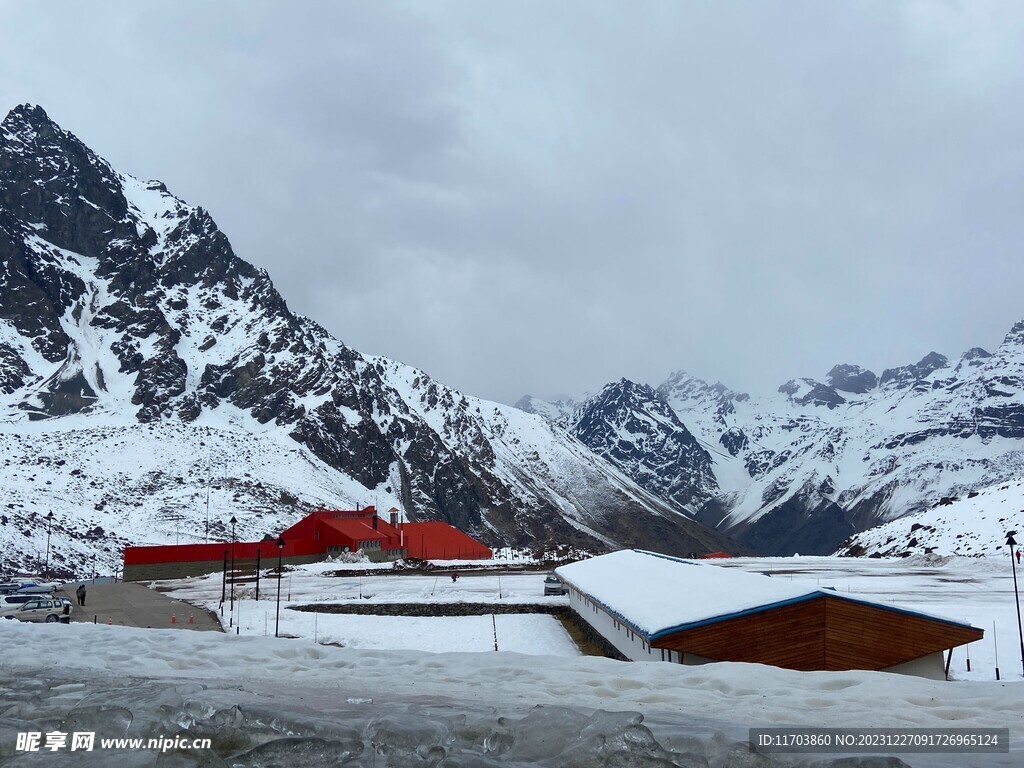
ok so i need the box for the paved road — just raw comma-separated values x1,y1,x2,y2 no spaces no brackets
60,582,222,632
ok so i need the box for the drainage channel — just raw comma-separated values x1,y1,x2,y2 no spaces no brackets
288,602,569,617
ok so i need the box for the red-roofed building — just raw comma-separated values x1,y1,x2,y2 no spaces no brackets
401,521,493,560
122,506,492,581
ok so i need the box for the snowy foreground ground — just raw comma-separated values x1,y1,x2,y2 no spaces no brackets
1,556,1023,767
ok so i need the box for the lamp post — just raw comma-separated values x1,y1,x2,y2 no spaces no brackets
275,535,285,638
205,477,211,544
43,511,54,579
1006,531,1024,677
229,516,237,616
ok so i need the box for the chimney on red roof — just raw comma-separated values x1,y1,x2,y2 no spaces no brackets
372,514,378,530
389,508,399,527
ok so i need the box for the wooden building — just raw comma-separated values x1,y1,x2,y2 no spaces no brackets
555,550,982,679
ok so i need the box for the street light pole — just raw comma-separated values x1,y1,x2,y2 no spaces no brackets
229,515,237,618
275,535,285,638
205,478,211,544
43,511,54,579
1006,531,1024,677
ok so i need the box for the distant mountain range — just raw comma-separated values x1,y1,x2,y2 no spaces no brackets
518,337,1024,555
4,103,1021,573
0,104,738,575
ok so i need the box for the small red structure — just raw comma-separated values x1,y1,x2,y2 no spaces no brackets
122,506,492,581
698,551,733,559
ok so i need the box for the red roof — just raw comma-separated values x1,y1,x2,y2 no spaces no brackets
320,517,386,543
402,521,492,560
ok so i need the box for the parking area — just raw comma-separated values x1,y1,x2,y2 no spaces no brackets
60,582,222,632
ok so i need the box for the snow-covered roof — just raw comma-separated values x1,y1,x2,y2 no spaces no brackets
555,550,976,640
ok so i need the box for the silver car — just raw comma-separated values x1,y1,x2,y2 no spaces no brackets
2,597,66,623
543,575,568,596
0,594,36,610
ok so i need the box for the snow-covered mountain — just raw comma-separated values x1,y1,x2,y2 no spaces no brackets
521,339,1024,556
0,104,740,575
837,480,1024,559
565,379,718,511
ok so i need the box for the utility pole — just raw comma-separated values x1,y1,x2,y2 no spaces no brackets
43,511,54,579
1006,531,1023,677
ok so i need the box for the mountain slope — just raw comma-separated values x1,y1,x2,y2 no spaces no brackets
0,104,740,574
520,340,1024,556
837,479,1024,558
662,344,1024,555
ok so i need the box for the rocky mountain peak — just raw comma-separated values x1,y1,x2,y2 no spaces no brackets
826,363,877,394
657,369,747,426
1000,320,1024,349
0,104,134,262
2,103,63,145
879,351,949,389
778,378,846,408
570,378,718,510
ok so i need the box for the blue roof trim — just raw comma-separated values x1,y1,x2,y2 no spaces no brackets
649,592,822,640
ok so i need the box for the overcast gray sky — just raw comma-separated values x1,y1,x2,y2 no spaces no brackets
3,1,1024,404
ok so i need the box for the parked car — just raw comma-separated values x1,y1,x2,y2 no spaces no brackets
543,575,568,596
16,581,60,594
0,594,37,610
0,578,59,594
2,597,66,623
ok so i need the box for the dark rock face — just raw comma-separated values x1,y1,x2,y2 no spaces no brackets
696,480,853,556
880,352,949,389
736,491,854,556
719,427,747,456
0,104,741,557
826,364,878,394
569,379,718,510
779,379,846,408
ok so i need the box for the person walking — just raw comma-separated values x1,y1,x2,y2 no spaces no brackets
76,584,86,606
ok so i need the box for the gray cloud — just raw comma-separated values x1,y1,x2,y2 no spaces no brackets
3,0,1024,404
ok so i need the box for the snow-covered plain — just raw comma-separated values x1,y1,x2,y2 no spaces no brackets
3,556,1023,766
157,566,580,655
153,555,1024,684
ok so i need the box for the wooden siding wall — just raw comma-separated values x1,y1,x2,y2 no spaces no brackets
823,598,982,670
653,596,983,671
654,599,827,670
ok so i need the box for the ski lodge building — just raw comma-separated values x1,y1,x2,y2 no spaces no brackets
555,550,983,679
122,506,491,581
